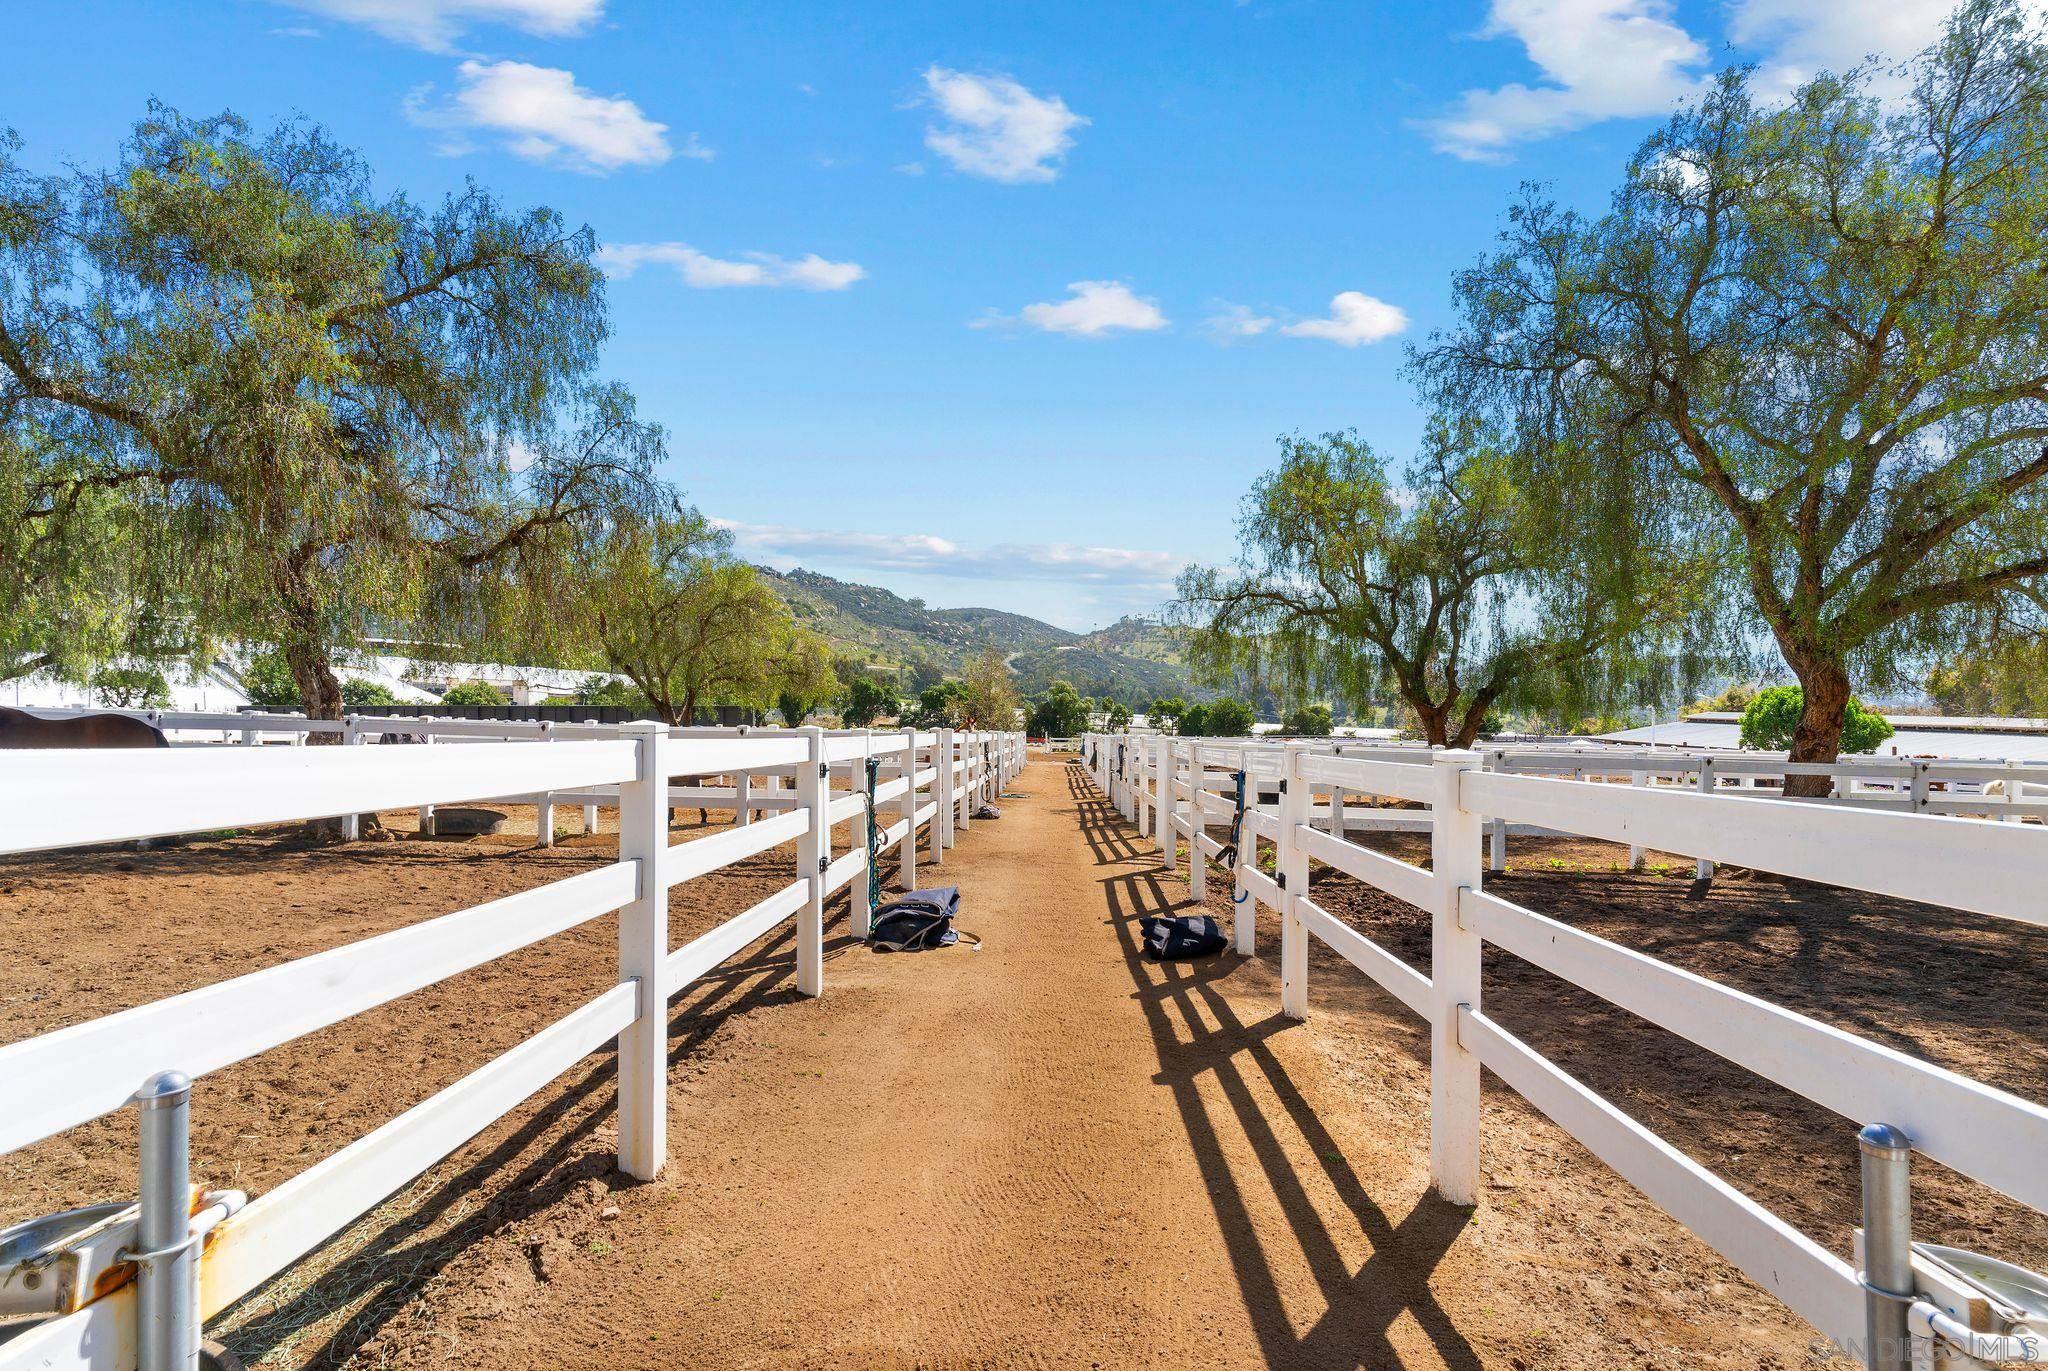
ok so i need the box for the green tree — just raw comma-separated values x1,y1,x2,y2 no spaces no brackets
0,428,174,683
1146,696,1190,729
574,513,834,726
957,646,1020,729
340,678,397,706
1924,642,2048,716
843,676,897,727
1204,698,1257,737
1177,703,1211,737
1741,685,1894,754
1282,702,1334,736
1687,683,1761,716
0,107,653,738
1104,700,1133,731
1179,426,1703,748
905,678,968,728
1423,0,2048,789
241,649,303,711
1028,679,1090,737
441,680,509,707
90,665,172,708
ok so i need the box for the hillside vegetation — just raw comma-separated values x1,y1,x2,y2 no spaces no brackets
755,566,1206,705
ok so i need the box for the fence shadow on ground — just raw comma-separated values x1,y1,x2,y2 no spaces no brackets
1064,763,1477,1370
217,885,866,1369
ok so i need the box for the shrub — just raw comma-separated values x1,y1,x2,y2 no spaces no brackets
91,666,172,709
1204,698,1257,737
842,676,896,727
1739,685,1894,754
242,650,303,710
441,679,510,707
341,678,397,706
1281,703,1333,736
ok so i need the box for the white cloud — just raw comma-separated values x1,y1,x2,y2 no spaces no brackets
1727,0,1959,99
1280,292,1410,346
978,281,1168,337
275,0,603,52
1420,0,1707,162
712,520,1183,590
920,66,1088,183
1202,303,1276,341
406,61,676,173
597,243,866,290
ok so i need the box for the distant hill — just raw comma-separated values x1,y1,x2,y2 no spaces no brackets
753,566,1206,705
1075,615,1185,665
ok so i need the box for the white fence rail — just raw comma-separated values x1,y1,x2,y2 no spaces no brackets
0,724,1023,1370
1083,730,2048,1363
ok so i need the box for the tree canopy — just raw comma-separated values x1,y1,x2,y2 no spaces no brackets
1177,425,1707,747
1740,685,1894,754
0,106,653,722
1420,0,2048,783
573,510,835,726
1924,640,2048,716
842,676,897,727
1029,679,1091,738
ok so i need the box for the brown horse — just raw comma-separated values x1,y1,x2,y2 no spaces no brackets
0,705,169,749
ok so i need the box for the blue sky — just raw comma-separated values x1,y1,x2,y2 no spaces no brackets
6,0,1960,629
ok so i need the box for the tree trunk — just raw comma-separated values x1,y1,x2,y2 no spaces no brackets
285,629,349,842
1418,705,1451,748
1782,654,1851,799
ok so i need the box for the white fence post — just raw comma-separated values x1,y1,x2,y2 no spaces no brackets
735,769,752,828
533,720,555,848
1279,744,1311,1018
1627,769,1646,870
852,730,875,939
1233,746,1255,955
417,733,437,836
900,728,919,892
1695,760,1716,880
341,715,364,840
1139,737,1155,839
580,718,600,835
1187,743,1208,903
615,721,668,1181
1430,748,1483,1206
1157,735,1177,871
796,726,827,998
936,727,956,858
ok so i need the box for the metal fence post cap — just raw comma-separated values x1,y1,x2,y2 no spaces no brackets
1859,1122,1913,1157
135,1070,191,1109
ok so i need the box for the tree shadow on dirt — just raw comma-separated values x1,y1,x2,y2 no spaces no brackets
1066,767,1478,1371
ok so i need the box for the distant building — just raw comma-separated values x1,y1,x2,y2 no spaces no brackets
1599,711,2048,764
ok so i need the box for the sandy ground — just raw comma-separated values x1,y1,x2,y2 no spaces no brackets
4,758,2038,1366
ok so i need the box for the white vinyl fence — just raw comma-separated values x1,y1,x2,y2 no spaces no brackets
0,724,1022,1371
1084,731,2048,1367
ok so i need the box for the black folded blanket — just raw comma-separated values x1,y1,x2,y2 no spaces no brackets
1139,914,1228,961
869,886,963,951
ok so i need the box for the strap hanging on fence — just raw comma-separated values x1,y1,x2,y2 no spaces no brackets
863,756,886,917
1217,768,1250,876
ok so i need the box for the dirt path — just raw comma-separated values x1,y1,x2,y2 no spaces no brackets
368,758,1482,1368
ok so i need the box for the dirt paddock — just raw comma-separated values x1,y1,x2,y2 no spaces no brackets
1,759,2042,1367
